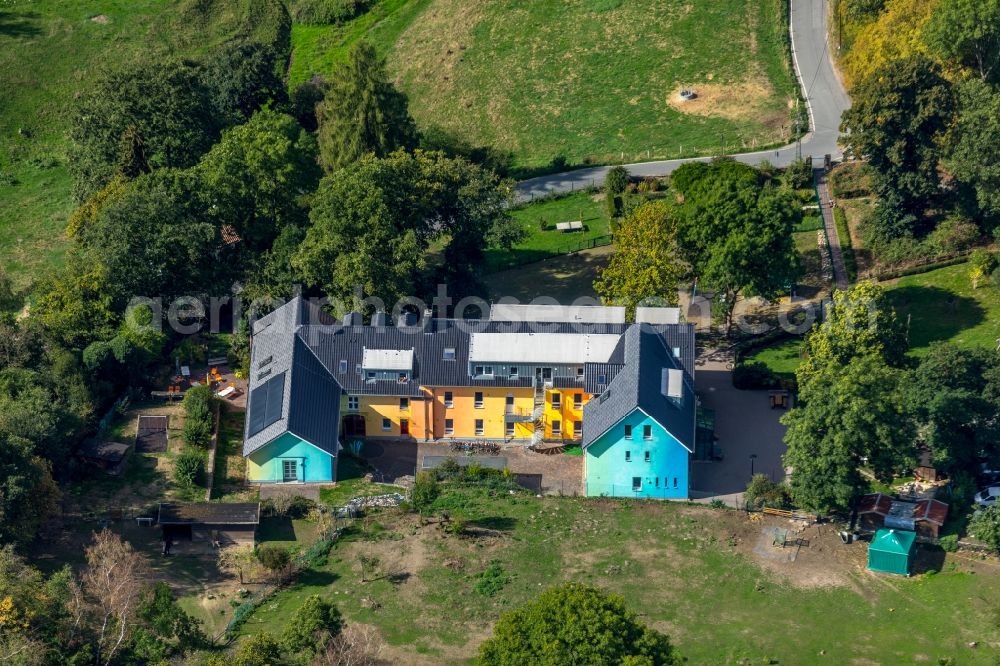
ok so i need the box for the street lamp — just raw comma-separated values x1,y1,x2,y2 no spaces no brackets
749,454,758,478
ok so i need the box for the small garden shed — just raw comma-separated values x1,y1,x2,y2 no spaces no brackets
868,528,916,576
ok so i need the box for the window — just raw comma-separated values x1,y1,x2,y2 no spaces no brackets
475,419,484,436
571,421,579,437
443,348,456,361
444,419,454,436
444,391,453,408
474,365,494,377
505,422,514,437
339,359,348,374
474,365,483,376
474,392,484,408
258,355,273,369
573,394,583,410
672,347,681,358
551,393,561,409
576,367,585,380
366,370,376,380
257,368,272,381
484,366,494,377
398,372,408,383
655,477,660,488
673,477,678,489
643,425,652,440
625,450,631,462
399,398,409,411
632,477,642,491
624,425,633,440
597,374,606,384
552,420,561,437
644,451,651,462
355,364,362,375
509,367,519,379
347,396,359,411
382,418,391,431
282,460,297,483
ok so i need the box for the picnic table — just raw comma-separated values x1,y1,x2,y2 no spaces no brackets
216,385,236,399
555,220,583,232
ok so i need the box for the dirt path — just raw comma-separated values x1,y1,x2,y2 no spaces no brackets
816,170,849,291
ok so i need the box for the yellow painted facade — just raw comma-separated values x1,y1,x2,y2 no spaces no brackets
341,386,592,442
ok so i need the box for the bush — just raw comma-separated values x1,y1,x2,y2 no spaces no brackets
411,471,440,514
256,544,291,571
290,0,370,24
938,534,959,552
744,474,791,510
991,267,1000,291
173,450,204,487
783,158,813,189
732,361,781,390
969,248,998,288
182,384,215,448
926,216,980,257
475,560,511,597
969,506,1000,554
262,494,316,518
283,595,342,652
605,166,629,195
829,161,873,198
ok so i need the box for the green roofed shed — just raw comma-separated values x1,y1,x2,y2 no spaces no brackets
868,528,916,575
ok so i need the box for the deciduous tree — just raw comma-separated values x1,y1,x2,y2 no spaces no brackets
925,0,1000,82
947,79,1000,216
202,41,289,123
479,583,679,666
82,530,149,666
594,201,684,315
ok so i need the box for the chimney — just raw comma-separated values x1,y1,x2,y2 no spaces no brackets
342,311,362,327
397,311,417,328
422,308,435,333
372,311,389,327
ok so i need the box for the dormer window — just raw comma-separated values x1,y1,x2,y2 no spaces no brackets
443,348,456,361
366,371,376,380
576,367,585,380
474,365,494,377
398,372,408,383
597,374,607,384
339,359,348,374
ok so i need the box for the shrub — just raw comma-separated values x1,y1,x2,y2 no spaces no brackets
182,417,212,449
173,450,204,487
474,560,510,597
256,544,291,571
744,474,791,510
991,267,1000,291
283,595,342,652
829,161,874,198
606,193,622,218
926,216,980,257
262,494,316,518
411,471,440,514
182,384,215,448
290,0,370,24
783,158,813,189
938,534,959,552
969,506,1000,554
969,248,998,288
605,166,629,195
732,361,781,390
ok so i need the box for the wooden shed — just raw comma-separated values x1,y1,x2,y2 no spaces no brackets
77,441,131,475
157,502,260,547
857,493,949,538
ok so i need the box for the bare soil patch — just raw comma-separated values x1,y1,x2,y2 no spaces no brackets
667,76,788,129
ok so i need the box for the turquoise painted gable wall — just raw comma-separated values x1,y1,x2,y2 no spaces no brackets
247,431,334,483
585,408,689,499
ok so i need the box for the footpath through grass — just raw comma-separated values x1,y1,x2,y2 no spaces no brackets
236,485,1000,664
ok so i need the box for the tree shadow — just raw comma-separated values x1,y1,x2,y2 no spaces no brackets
257,516,296,542
294,568,338,587
0,10,42,38
420,125,514,175
468,516,518,532
884,285,986,351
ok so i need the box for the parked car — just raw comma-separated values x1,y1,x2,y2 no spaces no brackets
974,486,1000,508
979,463,1000,485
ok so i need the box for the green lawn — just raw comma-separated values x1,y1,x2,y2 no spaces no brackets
886,262,1000,354
291,0,799,173
484,191,611,272
0,0,284,290
235,484,1000,663
744,337,805,380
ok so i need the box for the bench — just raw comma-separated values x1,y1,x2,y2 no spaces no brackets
216,386,236,398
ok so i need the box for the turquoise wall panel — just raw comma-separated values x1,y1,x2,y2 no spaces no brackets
247,431,334,483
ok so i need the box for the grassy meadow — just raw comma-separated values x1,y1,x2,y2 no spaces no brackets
0,0,286,289
236,484,1000,664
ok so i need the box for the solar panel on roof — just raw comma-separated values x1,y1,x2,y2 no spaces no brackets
247,372,286,437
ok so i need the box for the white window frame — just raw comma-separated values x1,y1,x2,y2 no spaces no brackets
552,420,561,437
282,459,298,483
474,392,484,408
505,422,515,437
443,348,456,361
643,425,653,440
444,391,453,408
632,476,642,491
625,450,631,462
474,419,485,436
624,425,632,440
551,393,561,409
573,393,583,410
644,451,651,462
444,419,454,436
347,396,359,411
399,397,409,411
382,418,392,431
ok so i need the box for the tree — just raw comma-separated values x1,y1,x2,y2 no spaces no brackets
129,582,206,661
0,436,60,546
202,41,289,123
925,0,1000,82
479,583,679,666
744,474,791,510
908,343,1000,474
82,530,149,666
605,166,629,218
594,201,684,316
33,254,117,349
782,356,916,513
840,56,954,239
316,41,418,172
0,547,78,661
197,109,320,252
671,160,800,335
256,544,291,572
69,59,219,201
232,632,284,666
798,281,908,384
969,248,998,288
970,505,1000,554
283,595,342,652
842,0,938,85
312,624,385,666
947,79,1000,216
295,150,518,306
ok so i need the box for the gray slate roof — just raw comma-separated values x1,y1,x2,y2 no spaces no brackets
581,326,696,451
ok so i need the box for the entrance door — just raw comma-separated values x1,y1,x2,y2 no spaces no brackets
505,394,514,414
282,459,298,483
342,414,366,437
400,418,410,436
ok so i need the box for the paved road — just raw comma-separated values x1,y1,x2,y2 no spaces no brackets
515,0,850,201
